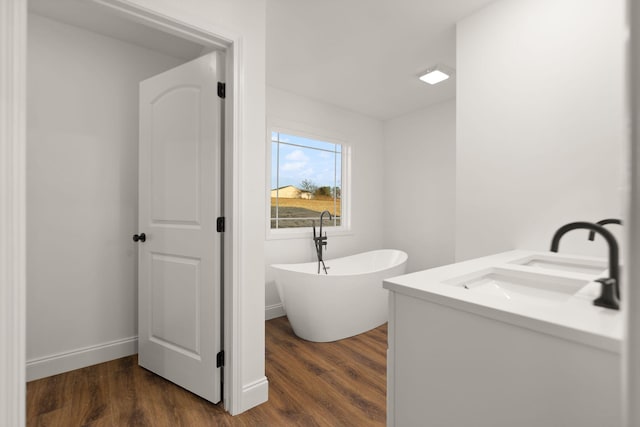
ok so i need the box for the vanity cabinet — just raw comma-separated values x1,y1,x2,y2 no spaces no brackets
384,250,622,427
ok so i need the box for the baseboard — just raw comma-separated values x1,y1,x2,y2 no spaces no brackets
265,303,286,320
26,336,138,381
240,376,269,412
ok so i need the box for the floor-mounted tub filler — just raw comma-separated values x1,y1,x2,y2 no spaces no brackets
271,249,408,342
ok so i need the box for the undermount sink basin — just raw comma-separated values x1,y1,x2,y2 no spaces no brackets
509,254,607,275
443,267,591,303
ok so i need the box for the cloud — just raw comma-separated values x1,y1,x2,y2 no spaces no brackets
281,161,308,173
281,149,313,176
285,150,308,162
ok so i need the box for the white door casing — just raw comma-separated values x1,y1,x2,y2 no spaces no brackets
0,1,26,426
138,52,223,403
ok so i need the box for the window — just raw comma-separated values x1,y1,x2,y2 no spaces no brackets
270,130,345,231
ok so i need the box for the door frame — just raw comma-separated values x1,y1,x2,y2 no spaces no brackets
625,1,640,425
91,0,244,415
1,1,27,426
0,0,248,422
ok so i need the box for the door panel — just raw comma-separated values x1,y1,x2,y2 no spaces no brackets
150,86,201,225
150,253,200,357
138,52,223,403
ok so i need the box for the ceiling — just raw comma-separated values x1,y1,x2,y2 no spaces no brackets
266,0,497,120
28,0,205,61
30,0,498,120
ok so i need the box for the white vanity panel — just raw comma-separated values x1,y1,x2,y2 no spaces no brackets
388,293,620,427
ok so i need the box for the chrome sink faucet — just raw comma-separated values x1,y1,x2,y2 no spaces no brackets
550,221,620,310
313,210,332,274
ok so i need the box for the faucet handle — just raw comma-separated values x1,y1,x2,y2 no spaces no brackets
593,278,620,310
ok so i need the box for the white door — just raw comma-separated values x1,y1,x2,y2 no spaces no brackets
136,52,224,403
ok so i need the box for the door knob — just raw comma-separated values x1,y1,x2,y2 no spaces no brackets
133,233,146,242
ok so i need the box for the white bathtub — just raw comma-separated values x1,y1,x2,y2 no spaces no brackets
271,249,408,342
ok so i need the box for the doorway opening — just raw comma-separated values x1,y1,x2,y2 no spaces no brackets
25,0,238,413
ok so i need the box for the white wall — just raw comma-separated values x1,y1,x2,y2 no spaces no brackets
265,86,385,317
456,0,626,261
383,100,456,273
27,14,185,377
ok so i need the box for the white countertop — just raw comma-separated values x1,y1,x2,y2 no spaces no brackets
383,250,623,353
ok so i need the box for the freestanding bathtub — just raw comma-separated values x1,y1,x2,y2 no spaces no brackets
271,249,408,342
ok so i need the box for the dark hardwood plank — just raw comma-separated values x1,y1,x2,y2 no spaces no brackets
27,316,387,426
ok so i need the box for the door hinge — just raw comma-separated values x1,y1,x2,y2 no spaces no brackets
216,350,225,368
217,82,226,99
216,217,225,232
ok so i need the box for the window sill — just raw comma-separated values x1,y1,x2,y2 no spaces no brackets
266,227,354,241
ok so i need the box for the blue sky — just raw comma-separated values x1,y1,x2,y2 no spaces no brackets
271,132,342,190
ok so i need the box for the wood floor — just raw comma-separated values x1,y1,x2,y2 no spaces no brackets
27,317,387,426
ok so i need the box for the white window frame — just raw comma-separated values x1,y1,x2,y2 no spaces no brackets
266,120,351,240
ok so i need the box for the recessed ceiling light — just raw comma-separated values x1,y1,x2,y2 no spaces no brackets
419,65,454,85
